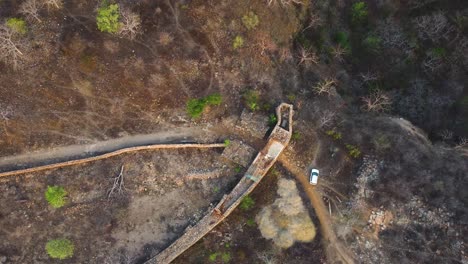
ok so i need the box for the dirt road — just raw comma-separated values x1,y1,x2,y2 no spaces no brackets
278,156,355,264
0,126,219,172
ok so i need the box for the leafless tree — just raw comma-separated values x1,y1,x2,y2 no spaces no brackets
360,71,379,83
108,165,125,199
331,45,347,62
413,12,456,42
20,0,43,22
455,137,467,149
439,129,453,140
43,0,62,10
119,9,141,40
0,25,24,70
312,79,336,96
318,109,337,129
302,12,322,32
422,53,444,74
298,46,318,65
361,91,392,112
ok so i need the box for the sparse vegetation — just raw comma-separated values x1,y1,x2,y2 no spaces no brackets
268,114,277,126
224,139,231,146
45,238,74,259
186,93,222,118
45,185,67,208
345,144,361,158
242,11,259,30
96,3,121,33
240,195,255,210
233,35,244,49
351,2,368,25
6,18,27,35
325,129,342,140
243,90,260,111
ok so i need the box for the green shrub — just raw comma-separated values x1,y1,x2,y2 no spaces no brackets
208,252,219,262
363,35,382,53
205,93,222,105
345,144,361,158
224,139,231,146
186,93,223,118
240,195,255,210
45,239,74,259
234,165,242,173
45,186,67,208
96,3,121,33
221,252,231,263
351,2,368,25
286,93,296,102
186,98,206,118
246,218,256,227
233,35,244,49
268,114,277,126
242,11,259,30
292,131,301,141
6,18,27,35
325,130,342,140
243,90,259,111
334,31,351,51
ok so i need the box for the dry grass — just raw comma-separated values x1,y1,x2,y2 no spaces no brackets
256,178,316,248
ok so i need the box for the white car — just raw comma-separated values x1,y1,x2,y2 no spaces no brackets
310,169,319,185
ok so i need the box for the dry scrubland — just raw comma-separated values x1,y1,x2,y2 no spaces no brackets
0,0,467,263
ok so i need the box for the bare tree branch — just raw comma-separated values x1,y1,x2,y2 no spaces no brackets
298,46,318,65
108,165,125,199
20,0,43,22
0,25,24,70
361,91,392,112
312,79,336,96
119,9,141,40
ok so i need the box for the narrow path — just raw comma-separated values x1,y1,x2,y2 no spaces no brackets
0,126,219,173
278,156,355,264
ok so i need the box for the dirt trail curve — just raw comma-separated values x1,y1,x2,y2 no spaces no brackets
0,126,221,177
278,156,356,264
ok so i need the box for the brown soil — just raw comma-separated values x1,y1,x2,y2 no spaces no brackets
0,148,240,263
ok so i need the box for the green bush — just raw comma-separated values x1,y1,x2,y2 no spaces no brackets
363,35,382,53
242,11,259,30
345,144,361,158
234,165,242,173
243,90,259,111
186,93,223,118
6,18,27,35
205,93,222,105
246,218,256,227
292,131,301,141
351,2,368,25
221,252,231,263
224,139,231,146
233,35,244,49
268,114,278,126
45,239,74,259
96,3,121,33
334,31,351,51
325,130,342,140
240,195,255,210
209,252,219,262
45,186,67,208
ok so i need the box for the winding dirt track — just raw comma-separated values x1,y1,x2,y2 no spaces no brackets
0,127,222,178
278,156,355,264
